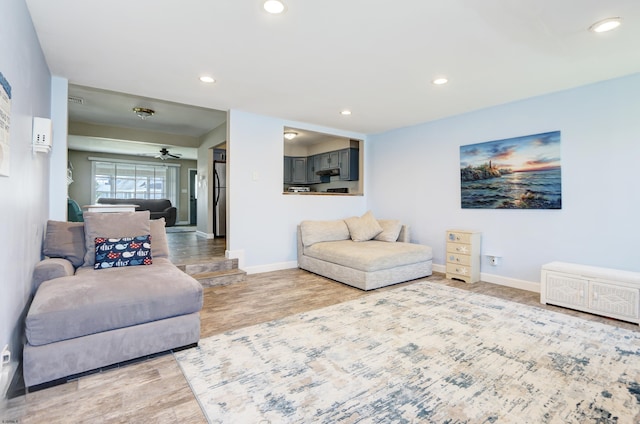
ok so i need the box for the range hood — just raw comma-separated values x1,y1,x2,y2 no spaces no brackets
316,168,340,177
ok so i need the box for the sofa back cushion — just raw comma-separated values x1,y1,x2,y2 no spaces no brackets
300,219,350,247
344,211,383,242
150,218,169,258
43,221,86,268
82,211,151,267
374,219,403,242
42,216,167,269
137,199,172,212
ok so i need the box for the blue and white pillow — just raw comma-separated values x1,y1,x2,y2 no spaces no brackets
94,235,152,269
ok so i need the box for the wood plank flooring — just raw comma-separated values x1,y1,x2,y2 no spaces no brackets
166,230,226,265
3,233,639,423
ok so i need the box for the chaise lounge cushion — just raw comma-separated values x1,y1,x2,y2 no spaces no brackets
374,219,403,242
344,211,383,242
25,258,203,346
43,221,86,268
300,219,350,247
82,211,151,268
304,240,432,273
149,218,169,258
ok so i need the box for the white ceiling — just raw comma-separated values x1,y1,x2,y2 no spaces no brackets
68,85,227,138
66,85,227,159
25,0,640,136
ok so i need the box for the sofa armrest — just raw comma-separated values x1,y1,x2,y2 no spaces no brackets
33,258,75,293
398,225,410,243
163,206,177,227
297,225,304,265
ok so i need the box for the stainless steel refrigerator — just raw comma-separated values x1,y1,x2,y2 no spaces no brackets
213,161,226,237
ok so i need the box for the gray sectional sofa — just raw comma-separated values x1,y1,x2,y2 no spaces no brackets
297,212,433,290
24,211,202,388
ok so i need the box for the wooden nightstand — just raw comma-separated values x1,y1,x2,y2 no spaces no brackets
446,229,481,283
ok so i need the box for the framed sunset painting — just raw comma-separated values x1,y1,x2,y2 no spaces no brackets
460,131,561,209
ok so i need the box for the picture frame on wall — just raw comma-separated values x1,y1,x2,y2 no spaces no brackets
459,131,562,209
0,71,11,177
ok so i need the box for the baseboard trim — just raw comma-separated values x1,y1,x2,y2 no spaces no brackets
244,261,298,275
195,231,214,239
481,272,540,293
433,263,539,293
1,362,18,399
432,264,446,274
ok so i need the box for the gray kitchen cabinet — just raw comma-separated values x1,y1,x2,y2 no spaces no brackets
285,156,308,184
338,148,359,181
285,147,359,186
307,154,321,183
320,151,340,170
291,157,307,184
283,156,292,183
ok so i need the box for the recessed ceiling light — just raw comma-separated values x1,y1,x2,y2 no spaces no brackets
432,77,449,85
264,0,285,14
340,110,352,116
589,17,622,33
199,76,215,83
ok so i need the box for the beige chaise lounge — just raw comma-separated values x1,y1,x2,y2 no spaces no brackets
297,212,433,290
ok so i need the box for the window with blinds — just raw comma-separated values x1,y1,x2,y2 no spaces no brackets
91,160,179,206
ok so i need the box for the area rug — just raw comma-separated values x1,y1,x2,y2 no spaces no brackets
174,281,640,423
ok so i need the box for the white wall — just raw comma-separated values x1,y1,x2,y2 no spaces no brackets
367,73,640,288
0,0,52,387
49,76,68,221
227,110,368,273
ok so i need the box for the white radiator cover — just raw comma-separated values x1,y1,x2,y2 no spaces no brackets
541,262,640,325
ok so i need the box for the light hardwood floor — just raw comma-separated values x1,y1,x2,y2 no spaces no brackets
3,234,639,423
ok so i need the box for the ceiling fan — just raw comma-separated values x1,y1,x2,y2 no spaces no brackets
155,148,182,160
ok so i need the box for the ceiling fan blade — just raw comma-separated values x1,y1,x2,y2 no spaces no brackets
153,148,180,160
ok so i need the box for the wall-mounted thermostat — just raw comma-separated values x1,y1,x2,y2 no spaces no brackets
32,117,52,153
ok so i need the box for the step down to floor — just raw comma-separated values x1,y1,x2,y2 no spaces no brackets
175,258,238,274
190,268,247,288
176,258,246,287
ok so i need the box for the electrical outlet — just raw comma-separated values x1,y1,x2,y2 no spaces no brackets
0,345,9,370
2,347,9,363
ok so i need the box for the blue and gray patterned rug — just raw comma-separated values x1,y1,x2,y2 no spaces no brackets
175,281,640,423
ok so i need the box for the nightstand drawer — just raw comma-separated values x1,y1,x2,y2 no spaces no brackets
447,253,471,266
446,242,471,255
446,263,471,277
447,231,472,244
